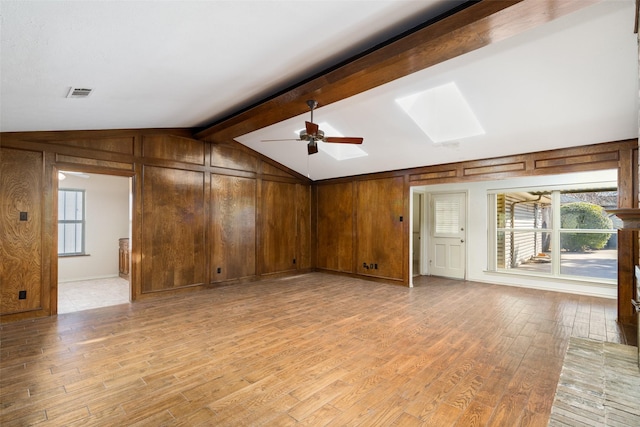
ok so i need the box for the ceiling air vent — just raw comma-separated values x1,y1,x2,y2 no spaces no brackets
66,87,93,98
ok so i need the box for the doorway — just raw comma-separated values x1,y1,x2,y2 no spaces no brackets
57,171,131,313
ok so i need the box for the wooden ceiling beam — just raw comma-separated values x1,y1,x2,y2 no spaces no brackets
196,0,600,143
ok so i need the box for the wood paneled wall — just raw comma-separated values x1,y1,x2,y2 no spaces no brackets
315,140,638,324
317,182,354,273
0,130,312,322
1,131,637,324
355,177,406,281
0,149,45,315
140,166,207,293
210,175,256,282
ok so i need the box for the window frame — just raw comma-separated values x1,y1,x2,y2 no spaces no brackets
488,183,618,284
58,188,86,256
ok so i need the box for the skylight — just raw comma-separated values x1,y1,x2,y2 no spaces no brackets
395,82,485,143
295,122,368,161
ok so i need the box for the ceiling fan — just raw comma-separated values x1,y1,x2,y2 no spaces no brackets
262,100,363,155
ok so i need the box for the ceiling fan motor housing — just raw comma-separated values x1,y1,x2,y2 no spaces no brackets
300,128,324,141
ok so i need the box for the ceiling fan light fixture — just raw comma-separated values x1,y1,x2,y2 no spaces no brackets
307,141,319,155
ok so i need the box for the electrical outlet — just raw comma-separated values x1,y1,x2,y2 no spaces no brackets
18,290,26,300
293,258,296,264
217,267,221,274
19,212,28,221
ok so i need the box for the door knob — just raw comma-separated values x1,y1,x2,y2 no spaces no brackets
461,239,465,243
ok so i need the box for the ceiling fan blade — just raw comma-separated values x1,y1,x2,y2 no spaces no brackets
324,137,364,144
307,141,319,155
305,121,318,136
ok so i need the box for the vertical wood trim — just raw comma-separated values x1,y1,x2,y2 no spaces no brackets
310,184,318,270
256,177,263,276
203,169,211,286
44,152,55,315
403,174,411,285
618,147,637,324
130,163,143,302
352,181,358,274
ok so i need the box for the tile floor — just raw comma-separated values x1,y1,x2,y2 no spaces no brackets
57,276,130,314
549,337,640,426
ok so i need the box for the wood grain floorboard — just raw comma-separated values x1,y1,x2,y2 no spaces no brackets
0,273,636,426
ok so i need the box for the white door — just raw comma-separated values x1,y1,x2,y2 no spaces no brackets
429,192,466,279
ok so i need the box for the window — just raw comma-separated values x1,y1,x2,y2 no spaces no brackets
58,189,85,256
490,187,618,282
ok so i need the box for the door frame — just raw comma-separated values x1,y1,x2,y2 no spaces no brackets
409,187,428,286
53,164,135,315
410,189,468,285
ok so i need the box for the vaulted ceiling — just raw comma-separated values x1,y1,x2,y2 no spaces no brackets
1,1,637,180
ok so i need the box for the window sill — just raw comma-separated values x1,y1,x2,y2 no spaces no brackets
485,269,617,287
58,253,90,258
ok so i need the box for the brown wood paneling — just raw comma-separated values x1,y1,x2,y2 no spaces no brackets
43,136,134,155
316,182,354,273
260,161,294,178
0,148,43,314
260,180,297,274
534,151,619,170
55,154,134,171
296,184,312,270
356,177,404,280
618,146,638,325
464,161,526,176
210,174,256,282
141,166,206,292
410,169,458,183
210,144,258,172
142,134,205,165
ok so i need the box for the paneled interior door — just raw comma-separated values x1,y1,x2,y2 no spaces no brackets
429,192,466,279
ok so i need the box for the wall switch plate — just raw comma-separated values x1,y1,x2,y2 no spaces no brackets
18,290,27,299
217,267,221,274
19,212,28,221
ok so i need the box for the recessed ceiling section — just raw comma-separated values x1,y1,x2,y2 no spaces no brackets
395,82,485,143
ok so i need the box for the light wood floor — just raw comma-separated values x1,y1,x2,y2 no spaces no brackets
1,273,636,426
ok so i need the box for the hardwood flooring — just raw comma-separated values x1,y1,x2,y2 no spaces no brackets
1,273,636,426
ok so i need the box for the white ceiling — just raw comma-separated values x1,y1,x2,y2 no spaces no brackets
1,1,637,181
0,0,464,131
